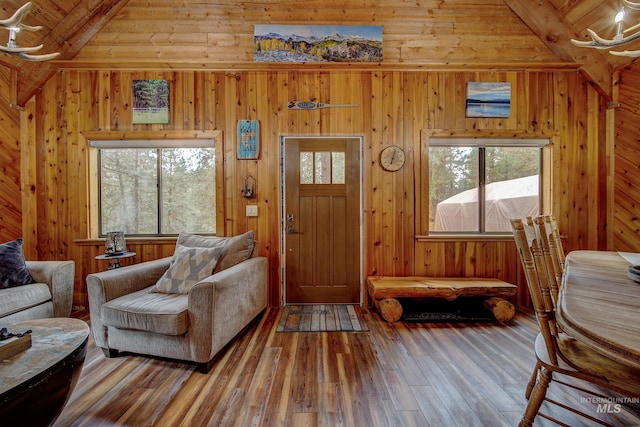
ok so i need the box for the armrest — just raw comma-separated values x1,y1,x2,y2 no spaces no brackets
86,257,171,349
26,260,75,317
87,257,171,302
187,257,268,361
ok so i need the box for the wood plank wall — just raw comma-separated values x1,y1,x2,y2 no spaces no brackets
0,0,624,312
75,0,560,65
614,66,640,251
14,68,607,310
0,68,22,240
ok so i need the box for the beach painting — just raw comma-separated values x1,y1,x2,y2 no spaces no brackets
254,25,382,63
465,82,511,118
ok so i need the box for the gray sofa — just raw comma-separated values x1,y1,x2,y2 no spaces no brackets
0,261,75,323
87,232,268,373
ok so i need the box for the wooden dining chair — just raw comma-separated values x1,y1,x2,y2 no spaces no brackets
511,218,640,427
532,215,563,303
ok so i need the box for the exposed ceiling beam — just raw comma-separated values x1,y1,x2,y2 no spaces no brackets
503,0,614,100
11,0,130,107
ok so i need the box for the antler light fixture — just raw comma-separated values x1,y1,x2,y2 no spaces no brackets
0,2,60,61
571,0,640,57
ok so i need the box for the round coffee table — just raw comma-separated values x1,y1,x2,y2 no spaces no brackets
0,318,90,426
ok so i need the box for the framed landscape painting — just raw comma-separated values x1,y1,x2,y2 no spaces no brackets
132,80,170,124
254,25,382,63
465,82,511,118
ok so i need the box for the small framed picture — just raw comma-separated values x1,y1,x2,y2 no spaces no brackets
132,80,170,124
466,82,511,118
237,120,260,159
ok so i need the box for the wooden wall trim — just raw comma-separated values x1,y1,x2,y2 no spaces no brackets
423,129,559,139
81,130,221,140
54,61,582,73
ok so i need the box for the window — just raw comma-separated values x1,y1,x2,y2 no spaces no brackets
429,138,545,233
95,141,216,236
300,151,345,184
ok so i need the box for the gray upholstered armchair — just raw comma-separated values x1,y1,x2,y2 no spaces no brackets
86,231,268,373
0,260,75,323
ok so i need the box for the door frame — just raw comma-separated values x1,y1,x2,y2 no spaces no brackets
280,135,364,306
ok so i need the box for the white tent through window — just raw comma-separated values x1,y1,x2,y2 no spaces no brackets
433,175,539,232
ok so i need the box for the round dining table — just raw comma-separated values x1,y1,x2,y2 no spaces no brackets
557,250,640,370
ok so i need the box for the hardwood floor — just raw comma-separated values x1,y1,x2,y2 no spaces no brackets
55,307,640,427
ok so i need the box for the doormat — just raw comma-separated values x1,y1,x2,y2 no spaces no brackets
401,297,495,323
276,305,369,332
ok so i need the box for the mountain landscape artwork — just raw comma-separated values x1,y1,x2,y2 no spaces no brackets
254,25,382,63
465,82,511,118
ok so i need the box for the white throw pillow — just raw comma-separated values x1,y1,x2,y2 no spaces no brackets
155,245,222,294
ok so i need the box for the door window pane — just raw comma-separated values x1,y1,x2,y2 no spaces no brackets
315,152,331,184
332,152,345,184
300,152,314,184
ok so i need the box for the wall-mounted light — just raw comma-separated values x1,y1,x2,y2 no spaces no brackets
242,174,256,199
0,2,61,61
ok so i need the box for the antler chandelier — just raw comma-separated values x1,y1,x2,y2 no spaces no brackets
0,2,60,61
571,0,640,57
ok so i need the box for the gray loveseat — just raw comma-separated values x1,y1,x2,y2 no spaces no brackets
86,231,268,373
0,261,75,323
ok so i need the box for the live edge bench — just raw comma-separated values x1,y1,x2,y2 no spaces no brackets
366,276,517,323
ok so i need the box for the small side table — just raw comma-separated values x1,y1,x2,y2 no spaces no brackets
95,252,136,270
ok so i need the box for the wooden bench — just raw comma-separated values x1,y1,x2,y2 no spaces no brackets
366,276,517,323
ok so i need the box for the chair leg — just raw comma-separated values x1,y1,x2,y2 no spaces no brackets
197,359,214,374
101,347,119,358
525,361,541,399
519,367,552,427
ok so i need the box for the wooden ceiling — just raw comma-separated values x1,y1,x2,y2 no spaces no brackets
1,0,639,106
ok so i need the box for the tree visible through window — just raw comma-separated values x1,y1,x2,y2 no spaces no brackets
429,142,541,233
99,147,215,236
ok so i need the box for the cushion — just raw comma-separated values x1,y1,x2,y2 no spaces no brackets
176,233,227,250
0,238,35,289
155,245,223,294
215,230,255,272
176,231,256,273
0,283,52,318
102,288,189,335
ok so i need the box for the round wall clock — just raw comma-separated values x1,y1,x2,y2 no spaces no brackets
380,145,405,172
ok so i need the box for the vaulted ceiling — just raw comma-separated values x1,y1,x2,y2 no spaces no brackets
1,0,638,106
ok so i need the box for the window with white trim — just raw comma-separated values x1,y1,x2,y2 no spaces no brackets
92,139,216,236
429,138,546,233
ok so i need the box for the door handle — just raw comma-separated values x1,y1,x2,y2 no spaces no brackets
287,225,299,234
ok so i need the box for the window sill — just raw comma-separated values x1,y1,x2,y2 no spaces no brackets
75,237,179,246
415,234,514,242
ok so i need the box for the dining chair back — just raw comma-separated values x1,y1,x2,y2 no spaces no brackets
513,218,559,360
511,218,640,427
532,215,562,303
544,214,565,269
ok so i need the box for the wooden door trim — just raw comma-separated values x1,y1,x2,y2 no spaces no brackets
280,136,363,305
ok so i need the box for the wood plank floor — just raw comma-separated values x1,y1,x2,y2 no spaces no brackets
54,307,640,426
